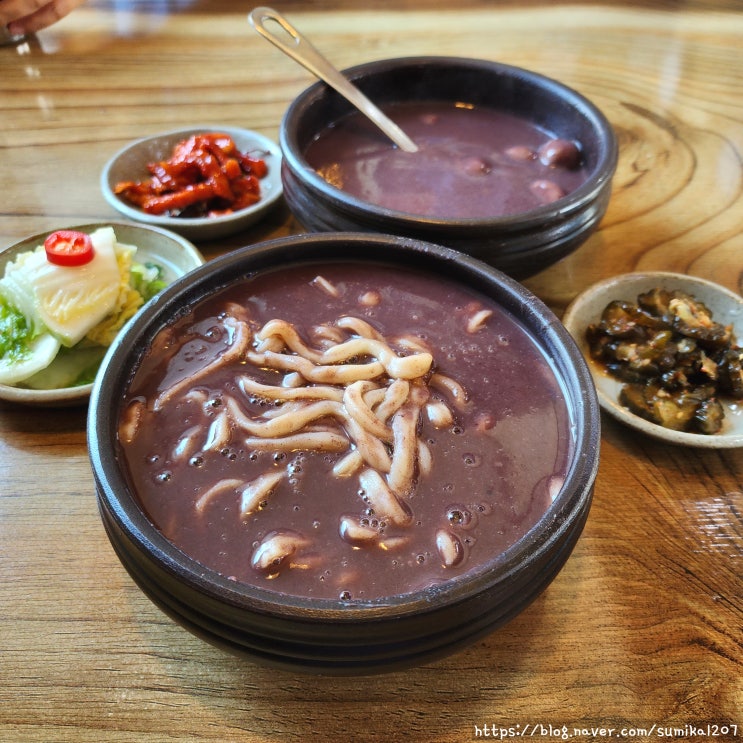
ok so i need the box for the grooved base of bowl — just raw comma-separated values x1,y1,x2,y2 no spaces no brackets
96,482,592,674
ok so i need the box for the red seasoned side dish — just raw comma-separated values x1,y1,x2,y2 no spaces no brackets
114,133,268,218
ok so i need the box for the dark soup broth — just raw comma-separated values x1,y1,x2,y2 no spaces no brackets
118,262,574,602
304,101,588,219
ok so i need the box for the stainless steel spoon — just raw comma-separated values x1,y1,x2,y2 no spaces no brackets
248,7,419,153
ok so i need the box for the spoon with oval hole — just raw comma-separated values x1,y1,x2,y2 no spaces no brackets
248,7,419,153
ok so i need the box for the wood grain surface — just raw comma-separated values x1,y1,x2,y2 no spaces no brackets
1,2,741,741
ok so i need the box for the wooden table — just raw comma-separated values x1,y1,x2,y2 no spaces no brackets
1,2,741,741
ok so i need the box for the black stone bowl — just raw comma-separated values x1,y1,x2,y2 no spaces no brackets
280,56,618,280
88,232,600,675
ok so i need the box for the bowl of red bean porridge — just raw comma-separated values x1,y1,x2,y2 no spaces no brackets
88,231,599,674
280,56,617,280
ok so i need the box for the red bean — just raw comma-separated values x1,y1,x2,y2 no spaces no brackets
530,179,565,204
505,145,536,162
537,138,581,169
461,157,491,176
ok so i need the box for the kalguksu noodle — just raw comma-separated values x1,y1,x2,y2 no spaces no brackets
117,262,572,600
124,279,461,551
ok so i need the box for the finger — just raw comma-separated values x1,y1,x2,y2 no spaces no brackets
7,0,84,35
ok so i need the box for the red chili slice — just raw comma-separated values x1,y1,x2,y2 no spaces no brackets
44,230,95,267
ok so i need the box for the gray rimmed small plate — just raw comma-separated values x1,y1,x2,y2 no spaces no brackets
101,126,283,241
0,221,205,407
563,271,743,448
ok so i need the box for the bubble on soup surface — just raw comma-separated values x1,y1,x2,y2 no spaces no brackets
446,506,471,526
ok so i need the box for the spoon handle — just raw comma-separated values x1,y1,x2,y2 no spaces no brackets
248,7,418,153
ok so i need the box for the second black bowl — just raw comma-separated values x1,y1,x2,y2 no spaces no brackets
280,56,618,280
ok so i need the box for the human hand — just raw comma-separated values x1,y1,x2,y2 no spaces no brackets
1,0,87,36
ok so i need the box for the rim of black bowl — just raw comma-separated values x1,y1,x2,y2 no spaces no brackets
88,232,600,622
279,55,618,229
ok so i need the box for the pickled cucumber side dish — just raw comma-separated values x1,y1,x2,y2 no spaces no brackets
585,288,743,434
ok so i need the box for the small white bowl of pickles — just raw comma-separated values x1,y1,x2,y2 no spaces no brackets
0,221,204,407
563,271,743,448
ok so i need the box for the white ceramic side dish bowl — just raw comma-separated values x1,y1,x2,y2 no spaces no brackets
563,271,743,448
0,221,205,407
101,126,283,240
